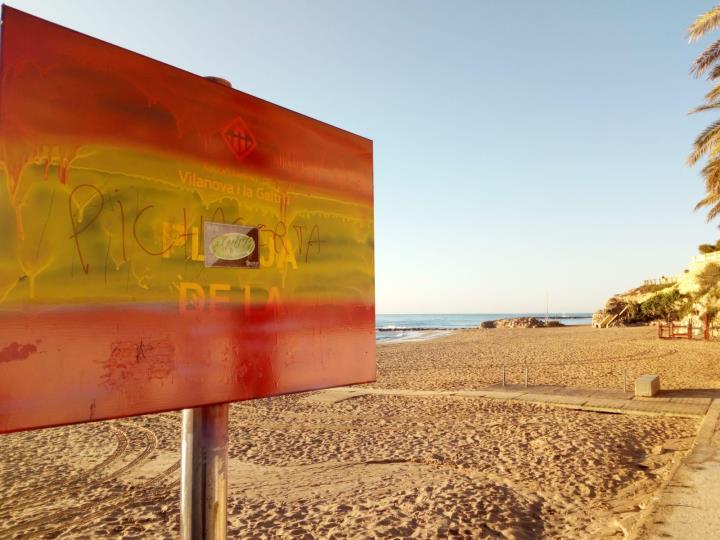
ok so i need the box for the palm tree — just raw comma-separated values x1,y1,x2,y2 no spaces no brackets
688,6,720,220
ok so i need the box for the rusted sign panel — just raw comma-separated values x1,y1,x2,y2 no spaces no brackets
0,7,375,433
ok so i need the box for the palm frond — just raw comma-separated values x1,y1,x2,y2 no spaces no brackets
689,101,720,114
689,6,720,42
703,201,720,223
695,194,712,211
689,6,720,222
691,38,720,78
706,85,720,103
688,118,720,165
703,157,720,178
695,191,720,215
708,140,720,159
709,64,720,80
695,156,720,220
703,166,720,192
709,204,720,220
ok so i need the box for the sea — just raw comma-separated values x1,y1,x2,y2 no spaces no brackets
376,313,593,343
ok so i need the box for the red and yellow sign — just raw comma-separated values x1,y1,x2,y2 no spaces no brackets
0,7,375,433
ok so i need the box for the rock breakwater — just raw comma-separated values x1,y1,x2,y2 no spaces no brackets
480,317,563,329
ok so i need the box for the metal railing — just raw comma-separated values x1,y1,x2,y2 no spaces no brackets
494,349,678,393
643,276,679,286
499,363,631,392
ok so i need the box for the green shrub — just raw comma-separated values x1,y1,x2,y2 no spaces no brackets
696,263,720,297
625,301,642,321
699,244,716,254
635,283,672,294
639,288,692,322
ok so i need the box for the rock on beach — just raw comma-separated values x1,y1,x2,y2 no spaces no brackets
480,317,562,329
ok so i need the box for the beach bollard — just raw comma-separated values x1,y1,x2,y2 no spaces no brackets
524,366,528,388
501,366,506,387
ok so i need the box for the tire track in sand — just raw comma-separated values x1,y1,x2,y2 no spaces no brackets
0,423,129,508
1,421,169,538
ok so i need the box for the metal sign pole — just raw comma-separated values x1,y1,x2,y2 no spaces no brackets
181,404,229,539
180,74,234,540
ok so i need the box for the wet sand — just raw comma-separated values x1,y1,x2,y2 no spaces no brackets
0,326,712,538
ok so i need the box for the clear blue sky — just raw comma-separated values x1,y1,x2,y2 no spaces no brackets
7,0,720,314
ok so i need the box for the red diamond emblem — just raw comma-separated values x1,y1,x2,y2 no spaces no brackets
222,116,256,161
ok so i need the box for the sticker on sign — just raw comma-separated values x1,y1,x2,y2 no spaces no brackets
204,222,259,268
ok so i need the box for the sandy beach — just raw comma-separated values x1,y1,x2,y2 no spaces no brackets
377,326,720,391
1,326,715,538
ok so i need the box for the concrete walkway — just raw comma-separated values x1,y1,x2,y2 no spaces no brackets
632,399,720,539
305,384,713,418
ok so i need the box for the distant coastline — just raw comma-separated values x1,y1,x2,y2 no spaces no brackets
377,313,592,328
377,315,590,331
376,313,593,342
377,326,473,331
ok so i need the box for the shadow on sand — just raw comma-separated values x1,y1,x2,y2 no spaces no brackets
656,388,720,399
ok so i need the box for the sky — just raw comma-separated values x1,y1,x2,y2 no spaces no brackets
6,0,720,314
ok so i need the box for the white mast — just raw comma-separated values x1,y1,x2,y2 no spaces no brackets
545,290,549,326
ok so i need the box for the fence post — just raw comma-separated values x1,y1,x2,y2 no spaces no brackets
670,322,674,339
705,313,710,341
501,366,506,387
524,366,528,388
688,320,693,340
658,323,662,339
